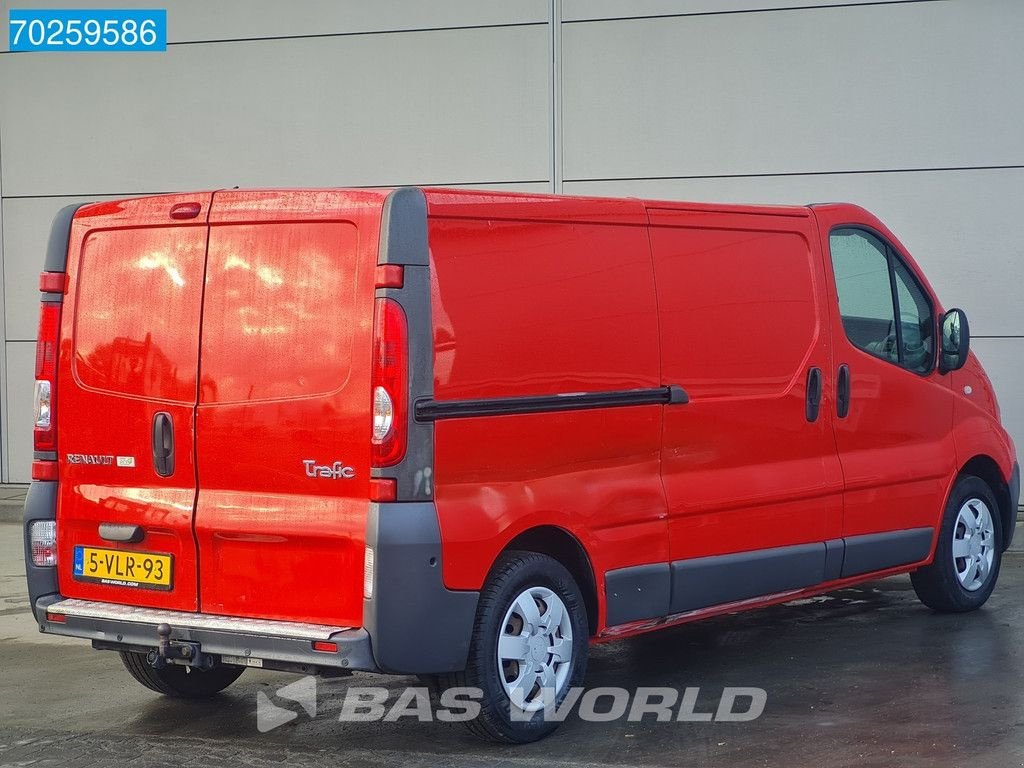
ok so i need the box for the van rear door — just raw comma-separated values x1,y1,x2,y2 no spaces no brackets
56,194,211,612
193,190,383,627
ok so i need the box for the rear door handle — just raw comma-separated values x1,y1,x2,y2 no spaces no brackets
152,412,175,477
837,364,851,419
99,523,144,543
805,367,823,423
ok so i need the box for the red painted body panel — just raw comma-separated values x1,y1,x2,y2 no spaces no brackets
950,353,1016,479
426,209,664,630
56,194,212,612
647,206,844,560
811,205,958,540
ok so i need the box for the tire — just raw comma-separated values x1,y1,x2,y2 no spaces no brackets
120,651,244,698
439,551,589,743
911,475,1003,612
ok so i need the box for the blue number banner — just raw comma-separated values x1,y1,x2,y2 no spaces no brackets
9,9,167,52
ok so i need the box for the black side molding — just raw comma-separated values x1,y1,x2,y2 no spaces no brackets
416,384,689,422
840,527,933,578
605,563,671,626
669,542,827,614
604,528,936,628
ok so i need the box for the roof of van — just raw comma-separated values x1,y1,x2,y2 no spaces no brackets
420,186,814,224
72,188,857,229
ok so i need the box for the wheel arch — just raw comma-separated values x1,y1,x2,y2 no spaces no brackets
499,526,599,636
959,454,1014,551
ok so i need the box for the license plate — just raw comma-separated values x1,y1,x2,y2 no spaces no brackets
73,546,173,591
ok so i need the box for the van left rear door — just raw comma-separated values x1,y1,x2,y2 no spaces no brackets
56,194,210,612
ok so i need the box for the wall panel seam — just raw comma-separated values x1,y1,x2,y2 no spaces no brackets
564,164,1024,183
550,0,563,193
562,0,949,25
0,118,8,483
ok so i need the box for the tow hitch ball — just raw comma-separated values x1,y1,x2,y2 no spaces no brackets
147,623,212,669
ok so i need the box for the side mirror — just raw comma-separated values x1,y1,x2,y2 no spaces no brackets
939,308,970,373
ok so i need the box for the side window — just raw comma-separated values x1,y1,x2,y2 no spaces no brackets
828,228,934,374
892,259,934,374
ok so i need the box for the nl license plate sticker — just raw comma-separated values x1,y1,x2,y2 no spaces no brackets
73,546,173,591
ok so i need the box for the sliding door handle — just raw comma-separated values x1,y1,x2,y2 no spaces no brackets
805,367,823,423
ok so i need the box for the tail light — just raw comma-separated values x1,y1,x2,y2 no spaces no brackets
370,298,408,467
29,520,57,566
34,301,62,456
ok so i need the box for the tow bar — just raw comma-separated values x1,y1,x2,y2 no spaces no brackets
147,622,214,669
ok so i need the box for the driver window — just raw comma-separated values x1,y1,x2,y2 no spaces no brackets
829,228,934,373
829,229,898,363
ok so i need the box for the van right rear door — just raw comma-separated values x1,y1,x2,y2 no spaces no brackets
192,189,383,628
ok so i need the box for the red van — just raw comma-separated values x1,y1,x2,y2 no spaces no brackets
24,188,1018,742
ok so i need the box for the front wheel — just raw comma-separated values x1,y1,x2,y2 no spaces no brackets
440,551,589,743
120,651,244,698
911,475,1003,612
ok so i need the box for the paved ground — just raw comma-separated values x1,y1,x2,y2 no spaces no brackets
2,522,1023,768
0,485,29,524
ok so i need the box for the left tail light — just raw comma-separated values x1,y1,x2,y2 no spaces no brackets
34,300,62,455
29,520,57,566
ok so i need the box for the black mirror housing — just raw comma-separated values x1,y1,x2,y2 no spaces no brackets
939,308,970,373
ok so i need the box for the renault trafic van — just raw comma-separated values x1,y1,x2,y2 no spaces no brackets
24,188,1019,742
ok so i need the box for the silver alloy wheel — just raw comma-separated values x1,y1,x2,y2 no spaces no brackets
953,497,996,592
496,586,573,713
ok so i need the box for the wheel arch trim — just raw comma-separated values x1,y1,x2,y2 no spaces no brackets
957,454,1017,551
500,524,600,636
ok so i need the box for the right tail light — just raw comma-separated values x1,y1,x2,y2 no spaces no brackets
370,297,408,468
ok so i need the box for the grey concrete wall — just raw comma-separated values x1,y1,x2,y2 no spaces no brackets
0,0,1020,481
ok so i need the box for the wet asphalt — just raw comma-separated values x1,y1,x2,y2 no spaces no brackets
1,521,1022,768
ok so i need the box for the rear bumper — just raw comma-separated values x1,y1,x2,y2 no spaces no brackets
24,481,59,620
37,595,377,672
26,490,479,676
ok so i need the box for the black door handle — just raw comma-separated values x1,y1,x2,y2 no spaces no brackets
837,364,851,419
805,367,823,423
152,412,175,477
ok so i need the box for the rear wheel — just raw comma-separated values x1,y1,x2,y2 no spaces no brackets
439,551,589,743
120,651,244,698
911,475,1003,612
